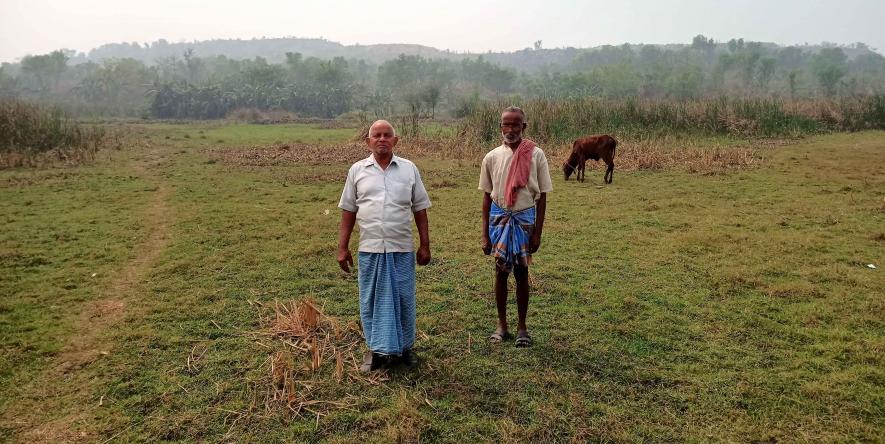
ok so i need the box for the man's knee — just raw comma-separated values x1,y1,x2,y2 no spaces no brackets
513,265,529,280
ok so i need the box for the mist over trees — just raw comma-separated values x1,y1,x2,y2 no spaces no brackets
1,36,883,119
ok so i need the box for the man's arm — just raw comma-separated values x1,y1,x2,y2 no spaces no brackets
529,193,546,253
414,209,431,265
481,192,492,255
337,209,357,272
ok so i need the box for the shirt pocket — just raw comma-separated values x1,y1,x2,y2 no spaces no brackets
387,179,413,206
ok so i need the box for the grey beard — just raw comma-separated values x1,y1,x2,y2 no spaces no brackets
503,133,521,144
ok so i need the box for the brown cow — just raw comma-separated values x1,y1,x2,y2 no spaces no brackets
562,134,618,184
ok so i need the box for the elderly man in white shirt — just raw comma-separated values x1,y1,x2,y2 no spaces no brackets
337,120,431,372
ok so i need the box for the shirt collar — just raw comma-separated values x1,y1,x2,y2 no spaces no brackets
364,154,400,167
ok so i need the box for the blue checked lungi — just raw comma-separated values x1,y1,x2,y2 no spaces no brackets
357,251,416,355
489,202,536,272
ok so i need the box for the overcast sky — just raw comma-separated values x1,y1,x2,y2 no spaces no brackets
2,0,883,62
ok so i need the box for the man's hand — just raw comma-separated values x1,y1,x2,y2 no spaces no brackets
337,247,353,273
528,233,541,254
481,235,492,255
416,245,431,266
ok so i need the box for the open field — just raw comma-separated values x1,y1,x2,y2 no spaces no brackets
1,123,883,442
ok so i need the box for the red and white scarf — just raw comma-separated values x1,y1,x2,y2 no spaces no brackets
503,138,536,208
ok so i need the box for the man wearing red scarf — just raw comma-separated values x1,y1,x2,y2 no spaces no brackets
479,106,552,347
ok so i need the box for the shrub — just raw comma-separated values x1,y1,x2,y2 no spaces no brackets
0,99,105,168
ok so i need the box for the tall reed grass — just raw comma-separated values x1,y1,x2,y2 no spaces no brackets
457,96,885,145
0,99,106,168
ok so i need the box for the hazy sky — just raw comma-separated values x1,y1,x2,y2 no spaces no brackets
2,0,883,62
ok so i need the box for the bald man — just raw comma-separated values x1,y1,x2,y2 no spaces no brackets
337,120,432,372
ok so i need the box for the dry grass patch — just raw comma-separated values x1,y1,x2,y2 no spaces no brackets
617,143,759,173
209,137,761,175
0,146,100,169
208,143,373,166
205,139,458,166
253,298,385,418
543,137,764,174
0,99,111,168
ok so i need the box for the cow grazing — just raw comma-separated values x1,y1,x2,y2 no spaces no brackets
563,134,618,184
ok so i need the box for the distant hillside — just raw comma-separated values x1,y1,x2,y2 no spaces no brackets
71,37,881,75
482,43,879,74
73,37,462,65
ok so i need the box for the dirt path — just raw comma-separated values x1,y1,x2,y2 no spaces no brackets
17,149,172,443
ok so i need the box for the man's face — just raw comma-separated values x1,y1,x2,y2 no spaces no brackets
500,111,526,145
365,123,398,157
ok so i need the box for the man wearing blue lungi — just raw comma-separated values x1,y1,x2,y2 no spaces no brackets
480,106,552,347
337,120,432,372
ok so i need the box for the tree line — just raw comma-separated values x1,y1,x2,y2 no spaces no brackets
1,36,883,119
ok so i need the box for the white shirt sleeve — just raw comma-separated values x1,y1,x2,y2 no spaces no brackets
411,164,432,212
537,149,553,193
338,165,358,212
478,153,493,193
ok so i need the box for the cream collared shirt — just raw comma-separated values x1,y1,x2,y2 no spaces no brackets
479,144,553,211
339,154,432,253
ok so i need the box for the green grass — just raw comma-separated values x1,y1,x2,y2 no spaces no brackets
0,166,153,365
1,123,882,442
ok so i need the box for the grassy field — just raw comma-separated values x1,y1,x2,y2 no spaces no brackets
1,123,883,442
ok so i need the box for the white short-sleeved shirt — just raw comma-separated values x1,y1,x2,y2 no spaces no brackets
339,154,432,253
479,145,553,211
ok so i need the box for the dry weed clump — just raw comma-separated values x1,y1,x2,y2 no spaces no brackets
254,298,384,417
1,99,107,168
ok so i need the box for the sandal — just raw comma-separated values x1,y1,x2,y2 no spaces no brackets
488,330,513,343
515,332,532,347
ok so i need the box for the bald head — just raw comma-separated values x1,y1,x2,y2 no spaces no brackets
365,119,399,159
368,120,396,138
